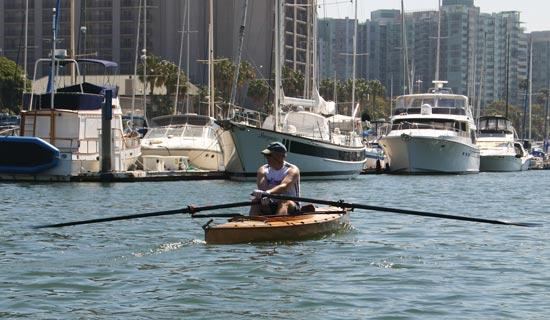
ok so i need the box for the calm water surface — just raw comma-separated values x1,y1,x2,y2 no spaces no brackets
1,171,549,319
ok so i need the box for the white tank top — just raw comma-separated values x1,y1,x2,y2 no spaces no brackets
264,162,300,197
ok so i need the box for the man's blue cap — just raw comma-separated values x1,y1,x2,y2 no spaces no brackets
261,141,287,155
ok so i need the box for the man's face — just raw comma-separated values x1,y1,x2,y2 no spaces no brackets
265,152,285,164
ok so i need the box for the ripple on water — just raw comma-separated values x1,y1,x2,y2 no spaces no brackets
1,173,550,318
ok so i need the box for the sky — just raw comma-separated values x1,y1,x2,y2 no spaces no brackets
320,0,549,32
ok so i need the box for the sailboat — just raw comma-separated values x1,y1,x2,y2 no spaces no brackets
379,1,480,174
139,0,223,171
0,1,141,181
217,0,366,180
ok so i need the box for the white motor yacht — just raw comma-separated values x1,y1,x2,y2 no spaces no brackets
140,114,223,171
379,81,480,174
477,115,531,172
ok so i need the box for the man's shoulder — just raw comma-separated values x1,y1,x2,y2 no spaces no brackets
285,162,300,172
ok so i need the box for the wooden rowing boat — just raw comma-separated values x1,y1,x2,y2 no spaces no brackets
203,207,350,244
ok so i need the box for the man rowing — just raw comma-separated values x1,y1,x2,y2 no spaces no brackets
250,141,301,216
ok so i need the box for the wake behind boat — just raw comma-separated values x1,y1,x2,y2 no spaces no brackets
379,81,480,174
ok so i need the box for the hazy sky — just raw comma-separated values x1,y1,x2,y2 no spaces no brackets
321,0,549,32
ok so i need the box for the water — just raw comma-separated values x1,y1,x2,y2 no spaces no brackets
1,172,549,319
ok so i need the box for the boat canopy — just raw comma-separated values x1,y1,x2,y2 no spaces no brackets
478,116,513,134
150,114,213,127
394,95,467,115
22,82,118,110
282,111,330,140
76,59,118,69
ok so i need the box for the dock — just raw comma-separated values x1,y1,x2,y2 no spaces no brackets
0,170,227,183
73,170,227,182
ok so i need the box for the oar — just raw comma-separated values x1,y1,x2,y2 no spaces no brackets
34,201,254,229
268,194,539,227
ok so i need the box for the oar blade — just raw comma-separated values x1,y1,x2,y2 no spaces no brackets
266,194,539,228
33,200,255,229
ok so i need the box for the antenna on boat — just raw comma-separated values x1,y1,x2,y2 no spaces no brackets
48,0,61,109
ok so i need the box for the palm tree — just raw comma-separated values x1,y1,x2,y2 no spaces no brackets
282,66,304,98
214,59,256,103
367,80,385,115
137,54,162,95
247,79,269,111
214,59,234,102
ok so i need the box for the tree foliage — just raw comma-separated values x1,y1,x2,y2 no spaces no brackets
137,54,187,117
0,56,27,114
213,58,256,104
282,66,304,97
137,54,186,96
247,79,270,111
319,77,389,121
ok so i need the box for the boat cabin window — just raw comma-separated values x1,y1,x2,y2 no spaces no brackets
182,126,205,138
145,127,168,139
392,118,468,132
394,96,467,115
478,117,512,133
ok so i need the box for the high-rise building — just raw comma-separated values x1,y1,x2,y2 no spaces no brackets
0,0,545,108
0,0,314,98
531,31,550,94
318,1,529,107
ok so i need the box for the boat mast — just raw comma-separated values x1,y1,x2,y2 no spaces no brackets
70,0,76,82
351,0,357,118
527,37,536,140
274,0,283,131
229,0,249,110
131,0,142,122
143,0,147,122
208,0,215,118
476,33,486,127
49,0,61,109
23,0,28,91
174,1,189,115
185,0,191,114
435,0,441,82
304,2,311,99
505,30,510,119
400,0,409,94
312,1,319,93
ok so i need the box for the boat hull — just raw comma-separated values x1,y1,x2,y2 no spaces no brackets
204,208,350,244
141,146,222,171
218,121,366,180
0,136,60,174
480,155,530,172
380,133,480,174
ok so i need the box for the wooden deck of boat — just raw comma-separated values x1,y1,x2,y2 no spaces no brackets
204,207,351,244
